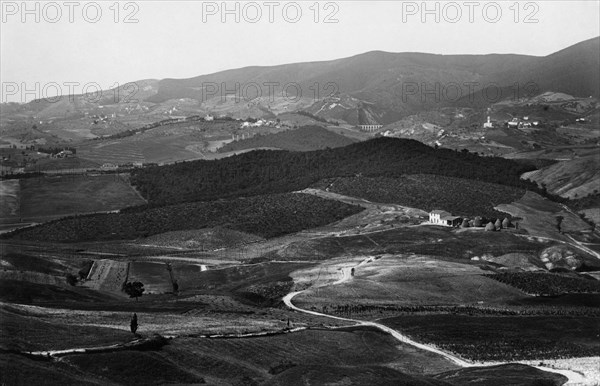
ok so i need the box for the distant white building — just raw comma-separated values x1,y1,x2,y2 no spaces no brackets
483,116,493,129
56,150,74,158
101,163,118,170
429,210,462,227
204,114,214,121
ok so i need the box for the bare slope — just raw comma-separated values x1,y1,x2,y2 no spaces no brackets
522,154,600,199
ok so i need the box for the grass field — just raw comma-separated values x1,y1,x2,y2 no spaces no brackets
485,272,600,296
2,326,468,386
128,262,173,294
292,254,526,314
381,314,600,361
173,261,313,306
0,305,132,352
266,225,547,263
5,174,145,221
496,191,595,242
25,156,101,172
77,119,243,165
0,180,19,217
164,327,459,383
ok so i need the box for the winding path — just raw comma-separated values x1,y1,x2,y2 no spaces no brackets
282,256,591,385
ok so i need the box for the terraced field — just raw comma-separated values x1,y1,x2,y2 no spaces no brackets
84,260,129,293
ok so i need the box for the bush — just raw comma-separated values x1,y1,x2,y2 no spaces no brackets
123,282,145,300
65,273,78,286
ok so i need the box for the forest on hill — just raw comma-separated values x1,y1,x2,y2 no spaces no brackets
311,175,527,219
7,193,362,242
130,137,539,206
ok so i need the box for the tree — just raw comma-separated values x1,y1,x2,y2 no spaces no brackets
130,313,138,334
502,218,511,228
123,281,145,300
65,273,78,286
485,222,496,231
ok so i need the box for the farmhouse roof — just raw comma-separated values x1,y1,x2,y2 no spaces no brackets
441,215,461,221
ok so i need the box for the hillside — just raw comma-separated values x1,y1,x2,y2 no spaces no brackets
4,38,597,132
129,137,539,205
7,193,363,242
311,175,526,219
145,38,599,122
522,154,600,199
219,125,355,153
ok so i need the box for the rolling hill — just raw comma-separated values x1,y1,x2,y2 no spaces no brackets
522,154,600,199
219,125,355,152
128,137,539,205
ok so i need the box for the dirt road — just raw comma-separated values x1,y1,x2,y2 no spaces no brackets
282,256,592,385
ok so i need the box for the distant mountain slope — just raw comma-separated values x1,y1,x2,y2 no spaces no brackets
5,38,597,129
219,126,355,153
145,37,599,123
522,154,600,198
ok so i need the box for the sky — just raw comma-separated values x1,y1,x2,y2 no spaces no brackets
1,0,599,102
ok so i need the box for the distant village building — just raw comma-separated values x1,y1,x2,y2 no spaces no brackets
507,118,519,128
101,163,118,170
55,150,74,158
483,116,494,129
359,124,383,132
429,210,462,227
204,114,214,121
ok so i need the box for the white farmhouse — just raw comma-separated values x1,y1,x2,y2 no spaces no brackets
429,210,462,227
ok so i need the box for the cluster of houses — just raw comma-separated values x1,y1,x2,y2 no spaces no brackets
240,119,279,129
101,162,146,170
90,114,111,125
506,116,540,130
482,116,542,130
54,150,74,158
429,210,513,231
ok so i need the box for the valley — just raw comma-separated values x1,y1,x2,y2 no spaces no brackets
1,36,600,386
